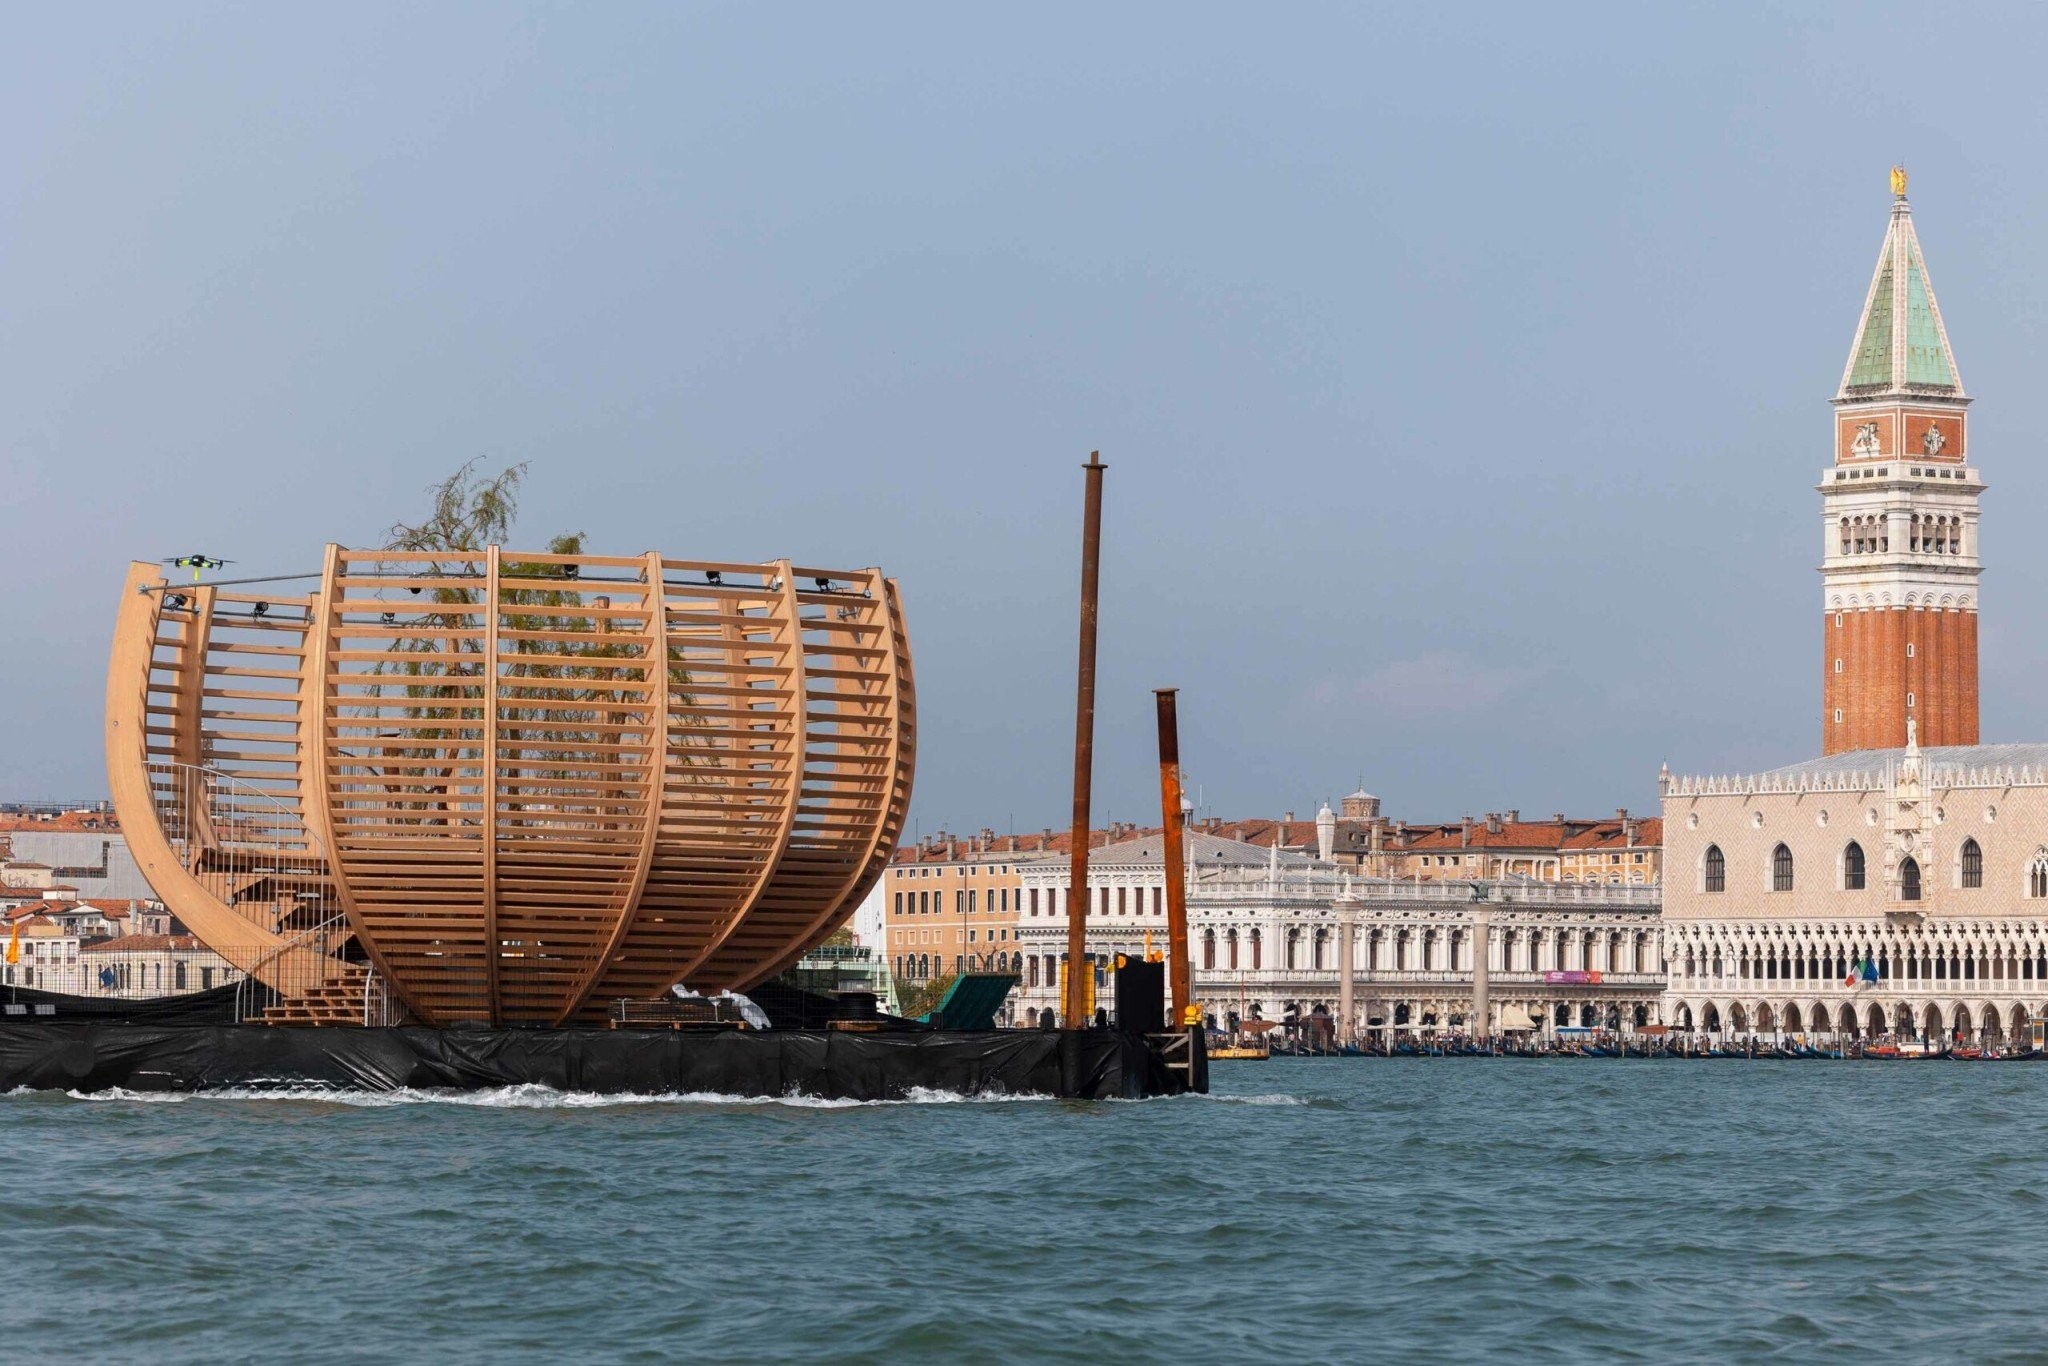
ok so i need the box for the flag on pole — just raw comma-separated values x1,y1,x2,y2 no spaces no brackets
1862,957,1879,985
5,920,17,966
1843,956,1860,987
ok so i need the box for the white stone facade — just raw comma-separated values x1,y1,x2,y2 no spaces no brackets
1011,831,1665,1034
1661,739,2048,1039
1818,461,1981,615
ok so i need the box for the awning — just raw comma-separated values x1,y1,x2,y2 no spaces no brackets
1497,1004,1539,1031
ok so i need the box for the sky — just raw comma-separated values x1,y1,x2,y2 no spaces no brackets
7,4,2048,835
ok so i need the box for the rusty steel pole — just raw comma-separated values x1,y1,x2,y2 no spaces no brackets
1065,452,1107,1028
1154,688,1192,1027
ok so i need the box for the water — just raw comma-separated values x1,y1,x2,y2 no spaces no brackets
2,1059,2043,1362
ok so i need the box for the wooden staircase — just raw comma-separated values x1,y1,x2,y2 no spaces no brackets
261,964,376,1027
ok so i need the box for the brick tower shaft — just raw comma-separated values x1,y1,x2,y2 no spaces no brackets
1820,170,1981,755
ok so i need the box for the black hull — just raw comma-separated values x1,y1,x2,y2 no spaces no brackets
0,1024,1205,1101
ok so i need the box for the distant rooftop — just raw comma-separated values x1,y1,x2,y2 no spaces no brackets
1760,744,2048,782
1668,743,2048,798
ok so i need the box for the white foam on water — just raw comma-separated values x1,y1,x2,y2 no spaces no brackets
42,1082,1062,1110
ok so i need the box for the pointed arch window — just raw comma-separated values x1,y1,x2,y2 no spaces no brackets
2030,857,2048,901
1901,857,1921,902
1772,843,1794,893
1961,838,1983,889
1843,841,1866,891
1703,845,1725,893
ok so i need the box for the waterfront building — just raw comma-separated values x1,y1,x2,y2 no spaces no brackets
1662,737,2048,1041
2,919,239,997
0,914,79,991
886,819,1365,1021
0,877,79,908
1662,175,2036,1042
78,934,241,998
1187,871,1664,1037
0,817,156,903
881,830,1048,992
1011,830,1302,1021
1315,801,1662,886
1011,831,1664,1034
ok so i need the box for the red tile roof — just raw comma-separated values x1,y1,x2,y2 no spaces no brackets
0,813,119,833
895,812,1661,863
80,935,211,954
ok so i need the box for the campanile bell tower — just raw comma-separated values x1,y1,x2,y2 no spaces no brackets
1820,169,1981,754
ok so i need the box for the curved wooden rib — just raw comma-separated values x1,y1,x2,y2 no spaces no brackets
300,542,399,1006
568,560,804,1016
691,567,910,990
168,586,221,851
738,576,916,989
319,547,491,1023
105,561,333,992
318,547,675,1024
489,552,662,1023
556,552,671,1024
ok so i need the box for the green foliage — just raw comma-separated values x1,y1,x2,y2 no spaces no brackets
896,972,957,1020
386,457,528,554
363,462,700,819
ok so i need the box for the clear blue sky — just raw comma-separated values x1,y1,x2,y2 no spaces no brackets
7,4,2048,833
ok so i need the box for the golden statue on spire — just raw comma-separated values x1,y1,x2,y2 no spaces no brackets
1891,165,1908,198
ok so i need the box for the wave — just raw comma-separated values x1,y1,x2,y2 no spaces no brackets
10,1082,1317,1109
32,1082,1070,1110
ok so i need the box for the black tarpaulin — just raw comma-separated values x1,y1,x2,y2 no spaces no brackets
0,1024,1192,1101
0,982,241,1026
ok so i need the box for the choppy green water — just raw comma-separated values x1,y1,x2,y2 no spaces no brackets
2,1059,2042,1361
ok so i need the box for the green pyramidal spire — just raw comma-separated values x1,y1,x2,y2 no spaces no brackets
1839,171,1963,398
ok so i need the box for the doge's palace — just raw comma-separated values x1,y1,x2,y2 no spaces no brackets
1663,174,2048,1043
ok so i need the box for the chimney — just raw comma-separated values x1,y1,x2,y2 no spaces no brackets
1284,811,1295,823
1485,813,1502,835
1042,827,1053,843
1616,808,1629,822
1460,817,1472,847
1505,810,1519,824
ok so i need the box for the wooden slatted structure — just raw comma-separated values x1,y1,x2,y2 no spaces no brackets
701,568,917,989
105,564,344,997
107,546,913,1027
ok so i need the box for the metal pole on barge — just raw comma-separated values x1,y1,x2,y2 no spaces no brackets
1153,688,1193,1027
1065,452,1107,1029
